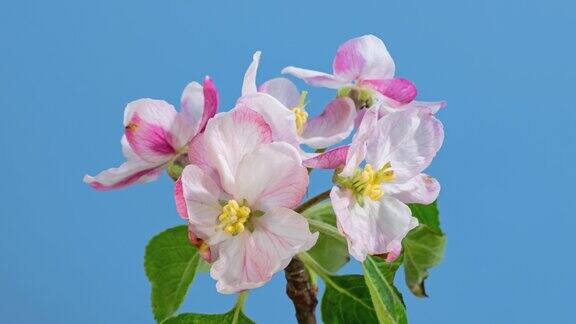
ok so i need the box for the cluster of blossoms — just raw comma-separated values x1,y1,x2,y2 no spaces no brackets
85,35,444,293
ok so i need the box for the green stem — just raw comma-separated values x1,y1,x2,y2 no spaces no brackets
232,291,249,323
295,189,331,214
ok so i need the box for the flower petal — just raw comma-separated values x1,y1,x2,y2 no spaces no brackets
242,51,261,96
281,66,349,89
302,145,350,169
333,34,395,81
174,177,188,219
236,93,300,147
361,78,417,106
367,109,444,181
331,187,417,261
83,159,164,190
199,76,218,132
124,99,178,163
300,97,356,149
202,107,273,194
180,164,224,241
258,77,301,108
408,100,447,114
382,173,440,205
341,105,379,177
211,207,318,293
234,142,308,210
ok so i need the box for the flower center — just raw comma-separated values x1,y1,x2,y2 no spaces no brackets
218,200,252,235
337,86,374,109
292,91,309,134
336,163,395,203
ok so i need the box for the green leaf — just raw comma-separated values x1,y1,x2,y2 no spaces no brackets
408,201,441,233
402,224,446,297
163,309,254,324
321,275,379,324
302,202,349,273
362,256,407,324
145,225,200,322
299,252,377,324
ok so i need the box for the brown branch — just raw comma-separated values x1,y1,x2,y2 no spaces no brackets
285,257,318,324
295,190,331,214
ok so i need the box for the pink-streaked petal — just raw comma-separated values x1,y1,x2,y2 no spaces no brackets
199,76,218,132
83,159,164,191
382,173,440,205
331,187,418,261
174,177,188,219
300,97,356,149
361,78,417,106
236,93,300,147
187,132,223,189
258,77,301,108
180,81,204,133
303,145,350,169
252,206,318,271
202,107,273,194
242,51,261,95
180,165,224,241
409,100,447,114
333,34,395,81
124,99,178,162
341,106,379,177
234,143,308,210
211,232,269,293
367,109,444,181
281,66,349,89
211,207,318,294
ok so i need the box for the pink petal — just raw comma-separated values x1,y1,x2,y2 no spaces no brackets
83,159,164,190
199,76,218,132
180,165,224,241
187,132,223,189
242,51,261,95
331,187,417,261
211,207,318,293
367,109,444,181
236,93,300,147
341,105,379,177
123,99,178,163
234,143,308,210
361,78,417,106
258,77,301,108
281,66,349,89
180,81,204,133
300,97,356,149
201,107,273,194
333,34,395,81
382,173,441,205
302,145,350,169
409,100,447,114
174,177,188,219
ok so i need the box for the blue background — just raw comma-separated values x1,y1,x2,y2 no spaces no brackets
1,0,574,323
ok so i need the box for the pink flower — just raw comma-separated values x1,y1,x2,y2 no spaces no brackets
84,77,218,190
282,35,418,108
240,52,357,150
176,107,318,293
307,105,444,261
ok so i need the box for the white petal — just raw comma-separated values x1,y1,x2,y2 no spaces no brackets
234,142,308,210
300,97,356,149
202,108,273,194
367,109,444,181
382,173,440,204
242,51,261,96
258,77,301,108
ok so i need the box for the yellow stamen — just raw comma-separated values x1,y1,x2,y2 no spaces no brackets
218,200,251,235
344,163,396,201
125,123,138,131
292,91,309,134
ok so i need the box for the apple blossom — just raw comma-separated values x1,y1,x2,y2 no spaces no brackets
305,104,444,261
240,51,357,150
282,34,418,110
84,77,218,190
175,107,318,293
